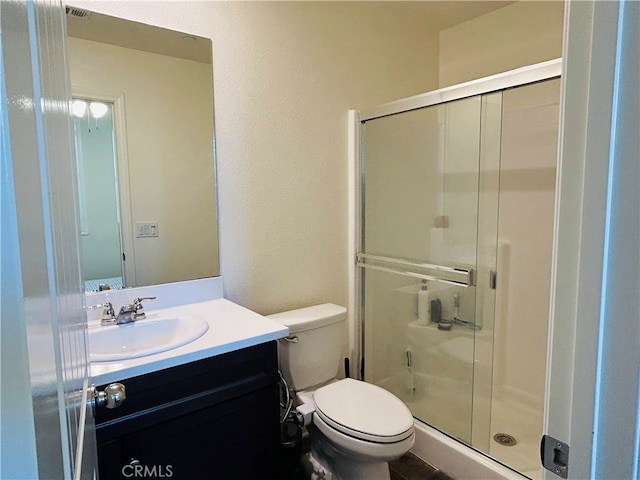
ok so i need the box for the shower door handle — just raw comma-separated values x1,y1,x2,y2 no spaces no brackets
356,253,475,287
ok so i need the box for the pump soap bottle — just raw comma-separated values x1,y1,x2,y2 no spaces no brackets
417,279,431,326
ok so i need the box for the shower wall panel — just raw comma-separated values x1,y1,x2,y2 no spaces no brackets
488,79,560,480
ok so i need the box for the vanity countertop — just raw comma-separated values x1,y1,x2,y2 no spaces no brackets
90,298,289,385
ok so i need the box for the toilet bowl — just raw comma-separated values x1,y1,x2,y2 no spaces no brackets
311,378,415,476
269,304,415,480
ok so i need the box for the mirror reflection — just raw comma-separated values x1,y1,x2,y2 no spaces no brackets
66,7,219,291
73,100,123,290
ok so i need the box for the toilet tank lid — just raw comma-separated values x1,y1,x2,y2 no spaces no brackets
267,303,346,333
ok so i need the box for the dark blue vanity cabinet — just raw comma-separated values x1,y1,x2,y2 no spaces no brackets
95,341,280,479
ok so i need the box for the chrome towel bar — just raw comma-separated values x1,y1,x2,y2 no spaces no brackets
356,253,475,287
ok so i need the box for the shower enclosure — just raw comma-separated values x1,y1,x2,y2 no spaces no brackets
353,60,561,479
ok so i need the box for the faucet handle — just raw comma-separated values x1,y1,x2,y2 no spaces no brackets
103,301,115,319
134,296,156,305
86,302,107,310
86,301,116,325
132,296,156,320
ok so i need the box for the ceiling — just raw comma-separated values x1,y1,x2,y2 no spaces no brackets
65,1,517,64
66,6,212,64
394,1,517,31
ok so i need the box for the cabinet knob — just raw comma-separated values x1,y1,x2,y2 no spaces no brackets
92,383,126,409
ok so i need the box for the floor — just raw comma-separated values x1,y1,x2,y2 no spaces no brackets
389,452,457,480
288,425,457,480
84,275,122,291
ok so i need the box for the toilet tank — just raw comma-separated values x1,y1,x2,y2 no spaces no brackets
268,303,346,391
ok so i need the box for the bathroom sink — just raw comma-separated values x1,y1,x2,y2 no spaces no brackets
89,315,209,362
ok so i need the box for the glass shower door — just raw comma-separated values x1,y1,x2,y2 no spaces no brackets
358,77,560,478
360,96,483,443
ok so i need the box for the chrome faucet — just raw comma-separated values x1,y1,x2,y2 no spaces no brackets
449,293,480,330
100,297,156,326
116,297,156,324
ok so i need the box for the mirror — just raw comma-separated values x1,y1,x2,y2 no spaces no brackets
66,7,219,290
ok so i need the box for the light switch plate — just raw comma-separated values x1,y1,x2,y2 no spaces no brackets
135,222,159,238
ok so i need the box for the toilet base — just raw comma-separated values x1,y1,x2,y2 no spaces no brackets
308,428,391,480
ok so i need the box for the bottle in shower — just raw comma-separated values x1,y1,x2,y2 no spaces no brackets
417,280,431,326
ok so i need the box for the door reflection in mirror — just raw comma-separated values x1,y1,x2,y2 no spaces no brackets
73,99,124,291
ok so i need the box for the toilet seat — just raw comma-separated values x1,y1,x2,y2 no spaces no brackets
313,378,414,444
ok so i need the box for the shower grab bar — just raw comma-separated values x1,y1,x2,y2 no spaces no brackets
356,253,475,287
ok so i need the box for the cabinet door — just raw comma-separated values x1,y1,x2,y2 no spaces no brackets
98,385,279,479
97,439,124,479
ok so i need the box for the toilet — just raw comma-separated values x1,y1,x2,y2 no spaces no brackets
269,303,415,480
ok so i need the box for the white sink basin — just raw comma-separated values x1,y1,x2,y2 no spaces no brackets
89,315,209,362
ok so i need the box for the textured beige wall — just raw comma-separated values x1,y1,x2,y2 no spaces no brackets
439,1,564,87
75,1,439,314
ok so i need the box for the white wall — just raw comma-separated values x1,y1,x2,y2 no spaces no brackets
74,1,440,314
438,1,564,87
